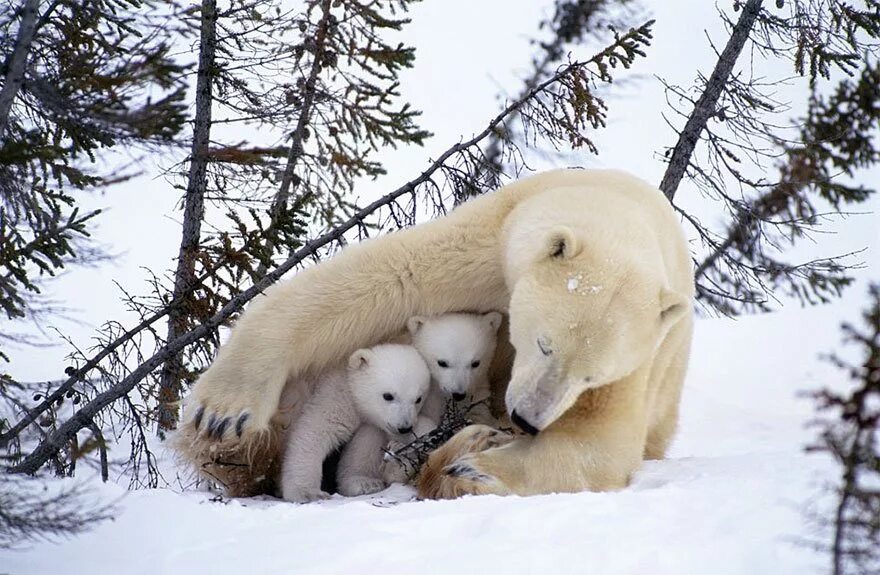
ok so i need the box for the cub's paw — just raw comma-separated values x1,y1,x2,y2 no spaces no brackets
337,476,387,497
381,457,414,485
282,486,331,503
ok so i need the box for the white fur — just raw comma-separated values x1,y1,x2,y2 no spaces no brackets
408,311,502,425
340,312,502,491
280,344,429,502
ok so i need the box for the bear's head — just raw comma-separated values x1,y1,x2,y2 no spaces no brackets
347,344,431,438
503,220,690,435
407,312,502,402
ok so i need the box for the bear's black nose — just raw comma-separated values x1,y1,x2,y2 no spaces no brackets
397,425,413,434
510,410,540,436
452,392,467,402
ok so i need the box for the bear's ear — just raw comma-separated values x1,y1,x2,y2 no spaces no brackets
483,311,503,334
659,289,688,329
544,226,580,260
348,349,373,370
406,316,426,335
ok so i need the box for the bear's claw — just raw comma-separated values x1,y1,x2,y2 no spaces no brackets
213,416,230,439
443,460,493,483
235,412,249,438
193,406,205,430
188,406,252,441
205,413,217,437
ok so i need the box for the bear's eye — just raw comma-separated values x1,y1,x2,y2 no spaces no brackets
437,360,449,368
383,393,394,402
470,360,480,369
415,396,422,404
537,338,553,356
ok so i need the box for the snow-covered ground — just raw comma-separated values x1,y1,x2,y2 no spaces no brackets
3,299,859,575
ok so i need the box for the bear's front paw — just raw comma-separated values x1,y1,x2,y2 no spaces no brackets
337,476,387,497
416,425,516,500
443,454,499,484
450,424,515,452
422,452,508,499
282,486,331,503
179,392,276,446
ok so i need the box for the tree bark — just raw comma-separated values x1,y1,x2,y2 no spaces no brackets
156,0,217,431
0,0,40,137
659,0,763,202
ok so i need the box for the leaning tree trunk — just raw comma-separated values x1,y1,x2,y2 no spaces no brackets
658,0,763,202
157,0,217,432
0,0,40,136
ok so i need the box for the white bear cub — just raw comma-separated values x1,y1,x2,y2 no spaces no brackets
338,312,502,492
410,311,502,427
280,343,430,503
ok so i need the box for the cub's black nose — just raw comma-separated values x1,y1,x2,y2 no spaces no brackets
397,425,413,434
510,410,540,436
452,392,467,402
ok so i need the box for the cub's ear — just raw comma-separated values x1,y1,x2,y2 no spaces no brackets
348,349,373,370
483,311,503,334
659,288,689,329
544,226,580,260
406,316,426,335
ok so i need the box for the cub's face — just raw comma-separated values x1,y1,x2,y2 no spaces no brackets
407,312,502,401
504,226,689,435
348,344,431,439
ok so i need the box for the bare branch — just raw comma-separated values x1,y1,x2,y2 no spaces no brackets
659,0,764,201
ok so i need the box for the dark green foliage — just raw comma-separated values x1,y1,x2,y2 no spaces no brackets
0,0,187,336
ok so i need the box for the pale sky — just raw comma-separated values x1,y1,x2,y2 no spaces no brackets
7,0,880,380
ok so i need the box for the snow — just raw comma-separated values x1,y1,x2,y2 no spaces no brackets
567,273,603,296
1,301,856,575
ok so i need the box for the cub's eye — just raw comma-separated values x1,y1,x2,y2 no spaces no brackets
415,396,422,404
383,393,394,402
470,360,480,369
437,360,449,368
537,338,553,356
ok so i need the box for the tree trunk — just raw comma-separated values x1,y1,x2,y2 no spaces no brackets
659,0,763,202
0,0,40,137
156,0,217,432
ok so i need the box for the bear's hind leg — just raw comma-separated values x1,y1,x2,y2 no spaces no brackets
337,424,388,497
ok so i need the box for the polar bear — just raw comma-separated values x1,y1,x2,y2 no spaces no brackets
408,311,502,427
279,344,429,503
338,311,503,492
176,168,694,499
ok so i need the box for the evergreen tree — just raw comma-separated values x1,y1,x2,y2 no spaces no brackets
811,283,880,575
659,0,880,314
0,0,187,353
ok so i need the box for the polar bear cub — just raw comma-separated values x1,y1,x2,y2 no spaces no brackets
338,312,503,493
280,343,430,503
410,311,503,427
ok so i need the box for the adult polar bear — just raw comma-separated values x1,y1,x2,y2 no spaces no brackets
176,168,694,498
